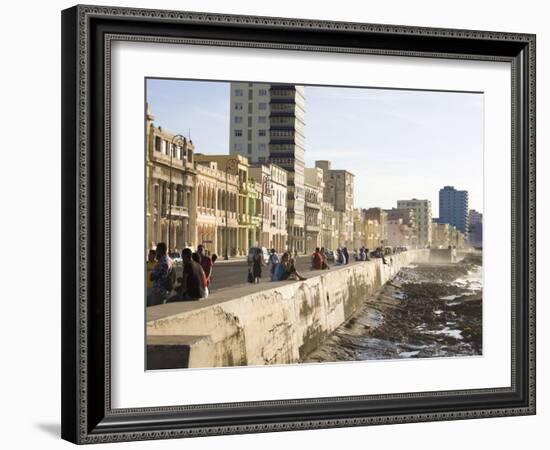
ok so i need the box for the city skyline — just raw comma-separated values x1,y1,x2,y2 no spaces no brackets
146,78,484,216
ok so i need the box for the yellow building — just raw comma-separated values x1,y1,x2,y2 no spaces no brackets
194,160,239,257
195,154,259,256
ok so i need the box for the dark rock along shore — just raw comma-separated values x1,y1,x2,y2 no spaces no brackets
305,253,482,363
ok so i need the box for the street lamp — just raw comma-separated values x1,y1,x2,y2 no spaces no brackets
224,158,238,260
168,134,186,252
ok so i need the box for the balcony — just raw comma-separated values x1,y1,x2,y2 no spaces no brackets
150,151,193,169
163,205,190,218
305,224,320,233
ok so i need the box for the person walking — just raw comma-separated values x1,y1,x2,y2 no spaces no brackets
342,247,350,265
191,252,209,298
197,244,213,289
251,247,264,283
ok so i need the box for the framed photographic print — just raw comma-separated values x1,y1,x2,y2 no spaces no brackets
61,4,536,444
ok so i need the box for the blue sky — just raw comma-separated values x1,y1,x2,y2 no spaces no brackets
146,79,484,216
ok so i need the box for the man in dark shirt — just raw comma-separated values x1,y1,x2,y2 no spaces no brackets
181,248,206,300
197,244,213,286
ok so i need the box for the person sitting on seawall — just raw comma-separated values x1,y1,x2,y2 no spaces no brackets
268,248,279,281
147,242,175,307
167,248,206,302
342,247,350,265
272,252,307,281
146,248,157,301
320,247,330,269
311,247,327,270
335,248,344,265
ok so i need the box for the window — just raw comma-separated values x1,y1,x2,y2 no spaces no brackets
248,129,252,141
234,103,243,110
258,143,266,151
248,102,253,113
247,116,252,127
234,143,243,152
234,129,242,137
154,136,161,152
258,89,267,96
258,129,266,137
258,102,267,110
234,116,243,124
247,143,252,154
248,89,253,100
259,157,266,163
234,89,243,96
258,116,267,124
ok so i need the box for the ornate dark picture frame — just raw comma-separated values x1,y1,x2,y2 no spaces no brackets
61,4,536,444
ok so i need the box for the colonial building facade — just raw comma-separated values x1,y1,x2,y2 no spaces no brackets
304,167,324,253
315,160,355,248
194,160,239,257
146,107,196,252
362,208,388,247
195,154,257,257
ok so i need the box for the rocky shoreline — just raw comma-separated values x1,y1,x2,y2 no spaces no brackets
305,253,482,362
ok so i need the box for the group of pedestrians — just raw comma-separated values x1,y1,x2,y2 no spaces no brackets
146,243,216,306
248,248,307,283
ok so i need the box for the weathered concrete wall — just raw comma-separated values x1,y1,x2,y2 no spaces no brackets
147,250,429,368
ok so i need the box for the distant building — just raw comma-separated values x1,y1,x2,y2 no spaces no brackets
353,208,365,250
431,221,451,249
268,164,288,252
316,160,355,248
386,218,416,248
439,186,469,237
320,201,337,250
469,209,483,247
304,167,324,253
249,163,289,251
362,208,388,247
364,219,383,250
397,199,432,247
385,207,417,248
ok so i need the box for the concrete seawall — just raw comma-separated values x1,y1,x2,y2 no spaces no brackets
147,250,430,369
